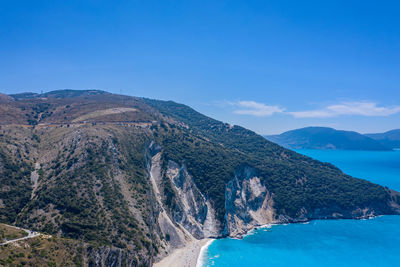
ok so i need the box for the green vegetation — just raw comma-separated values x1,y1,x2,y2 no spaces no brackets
0,235,83,266
17,128,155,257
0,224,28,242
147,99,392,221
0,148,32,223
266,127,391,150
0,90,398,266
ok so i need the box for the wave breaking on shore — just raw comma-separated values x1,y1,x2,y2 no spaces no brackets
196,239,215,267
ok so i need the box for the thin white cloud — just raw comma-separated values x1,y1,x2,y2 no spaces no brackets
289,102,400,118
230,100,400,118
233,101,284,117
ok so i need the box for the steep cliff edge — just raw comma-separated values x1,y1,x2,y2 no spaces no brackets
0,90,399,266
224,167,275,237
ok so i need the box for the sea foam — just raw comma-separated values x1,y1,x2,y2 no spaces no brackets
196,239,214,267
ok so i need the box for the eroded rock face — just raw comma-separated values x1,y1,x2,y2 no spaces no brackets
147,142,400,266
165,160,220,239
147,142,204,261
224,167,275,237
147,141,220,257
147,143,189,258
86,246,145,267
148,142,276,244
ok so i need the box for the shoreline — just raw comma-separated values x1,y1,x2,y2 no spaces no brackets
153,215,388,267
195,239,214,267
218,215,388,240
154,238,214,267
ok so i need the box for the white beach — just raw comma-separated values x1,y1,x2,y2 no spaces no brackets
154,238,213,267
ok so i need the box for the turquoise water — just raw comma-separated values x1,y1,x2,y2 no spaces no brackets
203,150,400,267
298,149,400,191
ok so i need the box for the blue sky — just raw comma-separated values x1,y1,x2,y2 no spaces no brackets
1,0,399,134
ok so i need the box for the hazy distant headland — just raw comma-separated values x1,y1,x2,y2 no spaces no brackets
265,127,400,151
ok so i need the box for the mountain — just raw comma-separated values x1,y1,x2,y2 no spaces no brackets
265,127,391,151
0,90,399,266
366,129,400,149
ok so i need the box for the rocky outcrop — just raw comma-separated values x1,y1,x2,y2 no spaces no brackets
166,160,220,238
275,189,400,223
223,167,275,237
148,143,276,246
146,142,220,261
147,142,193,260
86,246,148,267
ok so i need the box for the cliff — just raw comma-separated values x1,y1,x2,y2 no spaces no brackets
0,90,399,266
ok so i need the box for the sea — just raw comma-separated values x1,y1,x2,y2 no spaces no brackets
200,150,400,267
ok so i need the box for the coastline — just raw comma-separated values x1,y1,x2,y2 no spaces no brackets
225,215,384,240
196,216,400,267
153,216,387,267
154,238,214,267
195,239,214,267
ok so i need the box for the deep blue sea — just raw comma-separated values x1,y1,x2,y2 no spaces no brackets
202,150,400,267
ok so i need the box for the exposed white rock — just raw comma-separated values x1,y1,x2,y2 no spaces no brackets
148,150,193,253
224,167,276,237
148,143,277,264
165,160,220,238
30,162,40,199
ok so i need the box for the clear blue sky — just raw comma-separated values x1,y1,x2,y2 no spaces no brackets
1,0,399,134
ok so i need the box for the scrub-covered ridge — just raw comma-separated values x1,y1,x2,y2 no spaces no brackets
0,90,399,266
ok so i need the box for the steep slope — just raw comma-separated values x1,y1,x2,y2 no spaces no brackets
366,129,400,149
0,90,399,266
143,101,399,223
265,127,391,150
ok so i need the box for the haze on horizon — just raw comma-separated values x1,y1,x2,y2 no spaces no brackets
1,0,399,135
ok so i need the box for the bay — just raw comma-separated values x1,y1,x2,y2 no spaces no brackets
203,150,400,267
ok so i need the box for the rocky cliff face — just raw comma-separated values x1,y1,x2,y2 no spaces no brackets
146,142,219,260
223,167,275,237
86,247,147,267
0,90,399,266
145,142,278,260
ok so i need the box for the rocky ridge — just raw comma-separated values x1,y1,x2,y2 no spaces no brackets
0,90,399,266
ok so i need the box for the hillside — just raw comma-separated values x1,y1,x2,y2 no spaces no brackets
0,90,399,266
366,129,400,149
265,127,391,151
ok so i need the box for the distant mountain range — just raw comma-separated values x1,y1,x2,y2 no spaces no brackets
265,127,400,150
365,129,400,150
